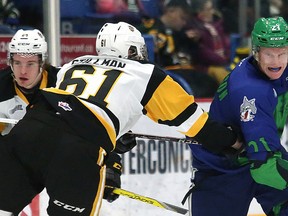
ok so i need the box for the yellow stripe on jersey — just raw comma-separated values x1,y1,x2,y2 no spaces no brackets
43,88,116,147
90,165,106,216
145,75,208,137
0,123,5,132
39,70,48,89
185,111,208,137
145,75,195,122
44,88,72,95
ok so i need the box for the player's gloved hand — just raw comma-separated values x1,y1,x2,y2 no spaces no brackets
250,151,288,190
221,125,245,160
103,152,122,202
114,131,137,154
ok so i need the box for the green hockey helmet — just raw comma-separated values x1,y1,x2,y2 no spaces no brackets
252,17,288,49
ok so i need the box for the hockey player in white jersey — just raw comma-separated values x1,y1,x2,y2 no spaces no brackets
0,22,241,216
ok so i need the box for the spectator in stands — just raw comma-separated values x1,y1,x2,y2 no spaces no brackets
187,0,230,84
13,0,43,31
97,0,154,14
138,0,194,67
139,0,219,97
95,0,128,14
95,0,147,25
0,0,19,34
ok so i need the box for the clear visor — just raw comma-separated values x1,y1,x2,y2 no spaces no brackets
128,45,148,61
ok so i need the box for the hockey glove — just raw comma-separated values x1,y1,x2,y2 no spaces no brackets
114,131,137,154
250,152,288,190
221,125,245,160
193,118,241,154
103,152,122,202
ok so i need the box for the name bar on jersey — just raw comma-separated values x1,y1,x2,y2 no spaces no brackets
71,57,126,69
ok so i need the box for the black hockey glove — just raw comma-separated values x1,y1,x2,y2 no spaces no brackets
103,152,122,202
193,119,244,157
221,125,245,160
114,131,137,154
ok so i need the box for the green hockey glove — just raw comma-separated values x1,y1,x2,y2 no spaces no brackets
250,152,288,190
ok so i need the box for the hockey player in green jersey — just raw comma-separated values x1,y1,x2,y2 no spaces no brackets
187,17,288,216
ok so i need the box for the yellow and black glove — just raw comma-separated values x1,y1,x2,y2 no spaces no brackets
103,152,122,202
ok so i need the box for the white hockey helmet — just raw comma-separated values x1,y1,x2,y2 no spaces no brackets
96,22,148,60
8,29,48,63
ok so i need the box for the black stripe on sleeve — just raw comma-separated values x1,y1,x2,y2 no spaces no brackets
158,103,198,126
141,66,167,110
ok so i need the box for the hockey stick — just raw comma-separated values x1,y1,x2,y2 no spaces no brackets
106,186,189,215
0,118,19,124
128,132,199,145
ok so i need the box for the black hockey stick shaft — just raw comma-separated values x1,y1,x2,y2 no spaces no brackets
129,132,199,144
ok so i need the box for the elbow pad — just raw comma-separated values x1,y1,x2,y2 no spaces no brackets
250,152,288,190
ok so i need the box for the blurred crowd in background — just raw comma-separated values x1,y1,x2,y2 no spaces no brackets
0,0,287,98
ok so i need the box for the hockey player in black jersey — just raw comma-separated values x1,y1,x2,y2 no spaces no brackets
0,22,241,216
0,29,124,213
0,29,59,135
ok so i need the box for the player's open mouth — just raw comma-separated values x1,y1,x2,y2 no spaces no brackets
268,67,281,72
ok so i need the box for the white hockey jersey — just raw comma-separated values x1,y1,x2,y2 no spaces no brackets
42,55,208,151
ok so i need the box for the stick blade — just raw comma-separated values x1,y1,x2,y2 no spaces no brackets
108,186,189,215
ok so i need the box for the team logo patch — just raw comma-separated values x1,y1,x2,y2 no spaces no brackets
58,101,72,111
10,104,23,114
240,96,257,122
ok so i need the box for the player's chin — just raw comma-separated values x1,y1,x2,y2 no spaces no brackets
266,70,283,80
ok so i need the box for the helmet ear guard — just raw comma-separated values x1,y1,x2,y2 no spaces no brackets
7,29,48,65
96,22,148,61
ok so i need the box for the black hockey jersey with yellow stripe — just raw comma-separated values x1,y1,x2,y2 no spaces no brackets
0,65,59,134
